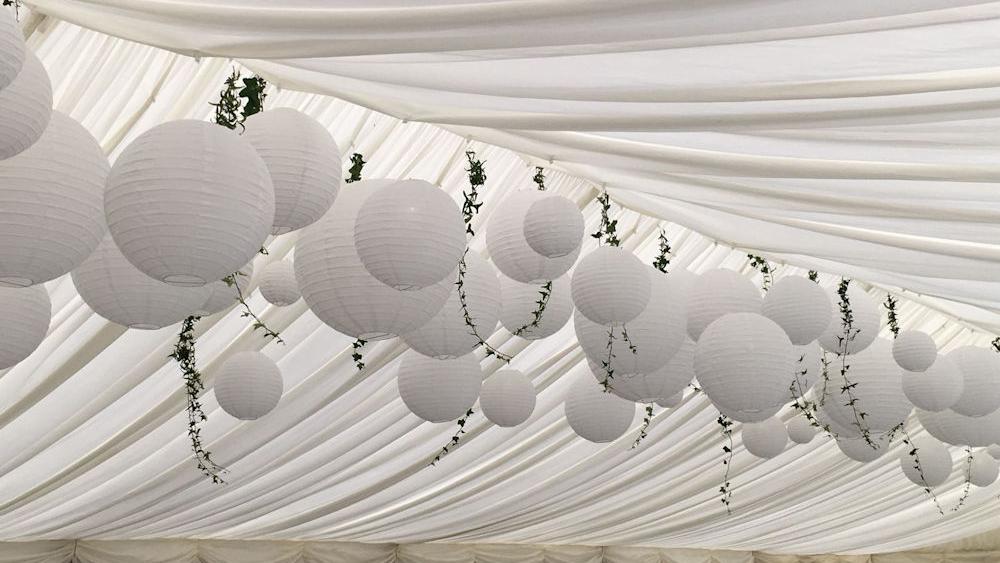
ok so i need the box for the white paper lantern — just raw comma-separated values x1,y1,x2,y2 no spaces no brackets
817,284,879,355
694,313,794,421
655,391,684,409
353,179,464,290
653,338,697,401
486,190,579,283
761,276,831,345
571,246,651,326
564,375,636,443
587,359,665,404
686,269,762,341
815,402,861,439
396,352,482,423
480,369,535,427
259,259,300,307
790,342,824,399
0,52,51,161
196,261,254,317
900,437,951,488
742,417,788,459
970,450,999,487
787,417,816,445
0,284,50,369
989,445,1000,460
838,434,889,463
893,330,936,372
295,180,451,340
499,274,572,340
72,235,211,329
822,339,912,434
903,355,963,412
402,252,501,359
0,8,25,92
0,112,108,287
916,408,1000,447
243,108,341,234
523,194,584,258
214,351,283,420
947,346,1000,417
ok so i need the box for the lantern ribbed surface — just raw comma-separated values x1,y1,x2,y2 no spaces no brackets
791,343,823,399
396,352,482,423
196,261,254,317
892,330,937,372
499,274,572,340
822,339,912,434
817,284,879,355
243,108,341,235
653,338,697,401
947,345,1000,417
916,408,1000,447
259,259,300,307
523,194,584,258
761,276,831,345
587,359,661,404
655,391,683,409
353,179,465,290
0,284,50,369
838,435,889,463
571,246,651,326
742,417,788,459
486,190,579,283
903,355,962,412
564,375,636,443
0,52,51,162
786,417,816,444
686,269,761,341
402,252,501,359
105,119,274,287
480,369,536,427
73,235,211,330
0,8,25,92
970,451,999,487
900,437,951,488
295,180,451,340
214,351,283,421
0,111,108,287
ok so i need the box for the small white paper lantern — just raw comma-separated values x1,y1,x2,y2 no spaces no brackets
353,179,465,290
402,252,501,359
564,375,636,443
571,246,651,326
947,346,1000,417
72,235,211,329
838,434,889,463
655,391,684,409
989,445,1000,460
523,194,583,258
0,112,108,287
396,352,482,423
197,261,254,317
214,351,283,420
0,284,50,369
817,284,879,355
259,259,300,307
903,355,963,412
787,417,816,444
900,437,951,488
480,369,535,427
916,408,1000,448
790,342,824,399
762,276,831,345
970,450,999,487
105,120,274,286
893,330,936,372
486,190,579,283
0,52,51,161
243,108,341,234
742,417,788,459
686,269,761,341
0,8,25,92
822,339,913,434
499,274,572,340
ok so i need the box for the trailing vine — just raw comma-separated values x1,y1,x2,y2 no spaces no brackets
461,151,486,235
2,0,20,19
533,166,546,191
351,338,367,371
457,253,511,362
900,428,944,515
951,447,974,513
600,325,616,392
808,270,819,282
431,408,474,465
718,414,734,514
789,352,836,437
345,153,366,183
511,281,553,338
884,295,901,338
591,190,621,247
835,279,876,449
222,272,284,344
210,69,267,131
747,254,774,292
632,404,655,449
652,230,671,273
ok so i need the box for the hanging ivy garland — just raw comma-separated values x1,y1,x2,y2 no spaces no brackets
632,404,655,449
591,190,625,391
718,414,735,514
533,166,546,191
345,153,366,184
951,447,974,512
508,166,556,338
884,294,901,338
631,230,673,449
2,0,20,19
747,254,774,292
431,408,474,465
834,279,876,449
808,270,819,282
900,427,944,515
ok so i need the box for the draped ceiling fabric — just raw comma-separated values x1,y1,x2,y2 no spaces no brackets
2,1,1000,560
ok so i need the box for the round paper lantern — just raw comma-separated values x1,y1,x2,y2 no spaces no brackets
762,276,831,345
571,246,651,326
214,351,283,420
196,261,254,317
838,434,889,463
480,369,535,427
106,120,273,287
970,450,999,487
402,252,501,359
790,343,824,399
499,274,572,340
817,284,879,355
587,359,665,404
903,355,962,412
787,417,816,445
900,437,951,488
486,190,579,283
989,445,1000,460
893,330,936,372
0,112,107,287
523,194,583,258
0,284,50,369
822,339,913,434
243,108,341,234
353,179,464,290
916,408,1000,447
396,352,482,423
72,235,211,329
0,8,25,92
742,417,787,459
655,391,684,409
815,403,860,439
0,52,51,161
259,259,300,307
295,180,451,340
564,375,636,443
653,338,697,400
686,269,761,341
694,313,794,421
947,346,1000,417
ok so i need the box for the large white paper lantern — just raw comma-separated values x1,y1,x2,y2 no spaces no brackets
790,343,824,399
259,259,300,307
588,359,666,404
0,284,50,369
903,355,962,412
73,235,211,329
815,402,861,439
817,284,879,355
916,408,1000,447
499,274,572,340
742,417,788,459
214,351,283,420
989,445,1000,460
822,339,912,434
900,437,951,488
893,330,936,372
0,8,25,92
0,52,51,161
971,451,1000,487
762,276,831,345
838,434,889,463
402,252,501,359
196,261,254,317
295,180,451,340
486,190,579,283
947,346,1000,417
353,179,465,290
523,194,583,258
571,246,651,326
716,401,783,424
243,108,341,235
686,269,761,341
105,120,273,287
480,369,535,427
655,391,684,409
653,338,697,401
695,313,794,421
396,352,482,423
787,417,816,444
564,375,636,443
